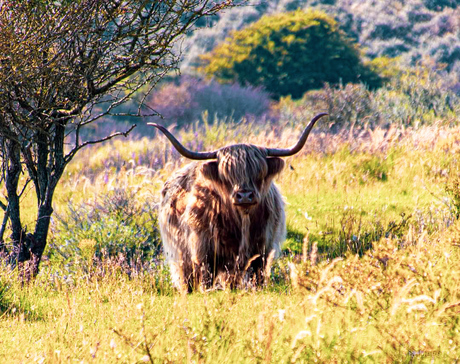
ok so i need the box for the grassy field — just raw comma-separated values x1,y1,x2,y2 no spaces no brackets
2,120,460,362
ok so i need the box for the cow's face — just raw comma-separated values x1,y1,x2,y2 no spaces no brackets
200,145,284,212
150,113,327,212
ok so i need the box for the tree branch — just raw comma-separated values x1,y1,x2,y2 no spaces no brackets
65,124,136,163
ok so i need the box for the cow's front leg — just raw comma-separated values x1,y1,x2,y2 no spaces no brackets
189,231,205,292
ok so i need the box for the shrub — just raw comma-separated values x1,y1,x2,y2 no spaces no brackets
48,187,161,275
426,34,460,71
366,38,411,59
423,0,460,11
200,9,381,99
277,61,459,131
316,83,377,130
375,66,460,125
147,76,271,127
148,77,198,126
279,82,378,131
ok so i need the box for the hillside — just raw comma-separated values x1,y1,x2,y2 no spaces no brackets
182,0,460,88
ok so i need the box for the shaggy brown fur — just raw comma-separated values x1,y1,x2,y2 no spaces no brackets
159,144,286,291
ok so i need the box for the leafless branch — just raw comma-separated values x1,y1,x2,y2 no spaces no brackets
65,124,137,163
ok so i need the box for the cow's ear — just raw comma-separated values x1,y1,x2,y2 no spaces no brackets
266,157,284,178
201,161,220,182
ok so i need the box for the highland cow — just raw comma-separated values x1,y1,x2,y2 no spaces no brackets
150,113,327,291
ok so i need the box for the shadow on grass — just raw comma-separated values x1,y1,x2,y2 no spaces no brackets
0,277,44,321
283,211,412,260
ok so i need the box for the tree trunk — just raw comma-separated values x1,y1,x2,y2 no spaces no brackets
4,138,29,266
27,124,64,278
28,204,53,277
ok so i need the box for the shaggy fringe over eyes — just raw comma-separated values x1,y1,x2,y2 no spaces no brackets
217,145,268,189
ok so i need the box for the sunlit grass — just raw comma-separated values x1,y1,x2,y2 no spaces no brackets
280,145,449,253
2,228,460,362
2,119,460,362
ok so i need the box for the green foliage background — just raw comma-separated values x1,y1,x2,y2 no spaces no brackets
183,0,460,75
201,10,381,99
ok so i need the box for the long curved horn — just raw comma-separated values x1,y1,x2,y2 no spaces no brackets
148,123,218,160
266,113,328,157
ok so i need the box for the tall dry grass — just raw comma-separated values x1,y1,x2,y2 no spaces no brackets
1,115,460,362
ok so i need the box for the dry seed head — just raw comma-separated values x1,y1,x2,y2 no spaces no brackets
310,276,343,305
391,278,418,316
435,300,460,319
264,249,276,286
291,330,312,348
406,224,414,245
278,309,285,322
288,262,299,289
318,258,343,287
302,232,309,264
363,350,382,357
243,254,261,274
401,295,436,305
407,303,427,313
310,241,318,266
355,290,365,313
305,314,317,324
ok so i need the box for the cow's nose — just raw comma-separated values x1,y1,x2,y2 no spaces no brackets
233,189,256,206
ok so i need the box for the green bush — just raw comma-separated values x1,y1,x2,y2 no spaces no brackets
48,188,161,275
200,9,381,99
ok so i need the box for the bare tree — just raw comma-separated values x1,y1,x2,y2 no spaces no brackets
0,0,239,278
